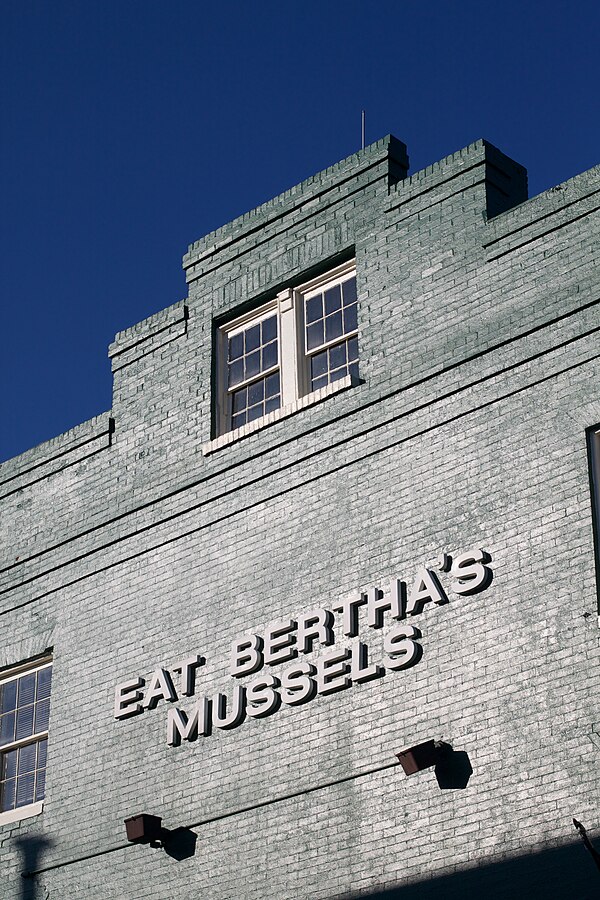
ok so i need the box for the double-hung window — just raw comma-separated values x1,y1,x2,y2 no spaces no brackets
216,260,357,437
303,264,358,392
0,659,51,819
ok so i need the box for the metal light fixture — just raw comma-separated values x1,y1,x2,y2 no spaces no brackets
396,740,444,775
124,814,165,847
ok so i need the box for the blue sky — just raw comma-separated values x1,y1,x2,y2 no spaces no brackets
1,0,599,462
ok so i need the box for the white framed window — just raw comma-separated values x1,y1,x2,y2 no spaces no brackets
0,658,52,822
216,260,357,436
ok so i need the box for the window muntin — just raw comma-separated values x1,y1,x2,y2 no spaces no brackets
304,270,358,391
0,661,51,814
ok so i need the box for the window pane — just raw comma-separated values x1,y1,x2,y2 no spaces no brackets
37,668,52,702
325,312,343,343
35,769,46,803
265,372,280,399
18,743,37,775
306,295,322,324
15,773,35,808
265,396,280,414
248,380,264,407
37,738,47,769
231,412,245,430
342,276,357,305
311,351,328,380
261,340,278,371
330,367,346,383
312,375,328,391
306,321,324,351
245,351,260,380
18,674,36,707
1,777,16,812
349,361,359,381
0,713,15,747
15,705,34,741
232,387,247,413
261,315,277,344
343,302,357,334
347,335,358,363
228,332,243,361
330,342,347,372
228,358,244,388
2,749,18,780
247,404,263,423
324,284,341,315
35,699,50,734
0,681,17,714
245,324,260,353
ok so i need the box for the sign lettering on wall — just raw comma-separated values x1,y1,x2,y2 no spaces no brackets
114,548,492,747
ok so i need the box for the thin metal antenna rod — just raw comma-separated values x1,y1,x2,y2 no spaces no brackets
361,110,365,150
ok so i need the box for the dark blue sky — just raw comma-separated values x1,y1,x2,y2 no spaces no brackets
2,0,599,462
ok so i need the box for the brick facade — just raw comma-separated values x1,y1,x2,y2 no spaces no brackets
1,135,600,899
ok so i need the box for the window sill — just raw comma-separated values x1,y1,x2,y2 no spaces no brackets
0,801,43,827
203,375,353,455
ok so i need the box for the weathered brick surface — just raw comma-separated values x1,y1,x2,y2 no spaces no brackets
1,135,600,899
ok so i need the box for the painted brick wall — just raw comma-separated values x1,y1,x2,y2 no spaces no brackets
1,135,600,899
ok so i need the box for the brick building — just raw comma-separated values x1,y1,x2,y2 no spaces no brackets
1,135,600,899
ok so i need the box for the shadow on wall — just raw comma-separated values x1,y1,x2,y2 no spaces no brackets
15,834,52,900
342,839,600,900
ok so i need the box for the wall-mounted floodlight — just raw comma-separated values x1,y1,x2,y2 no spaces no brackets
124,814,165,847
396,740,444,775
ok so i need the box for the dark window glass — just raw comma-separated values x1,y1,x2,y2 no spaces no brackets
262,341,278,371
19,743,37,775
245,351,260,380
324,284,341,315
342,276,357,305
343,303,357,334
265,372,280,398
37,669,52,701
228,359,244,388
16,706,34,741
232,413,245,430
311,351,328,380
0,713,15,747
232,388,247,413
16,773,35,808
248,380,264,407
35,770,46,803
18,675,35,707
261,315,277,343
330,342,347,371
306,295,322,324
306,321,324,351
34,700,50,734
3,749,18,780
37,739,47,770
247,404,263,423
325,312,343,343
245,324,261,353
265,396,280,414
0,682,17,715
1,778,16,810
228,332,243,361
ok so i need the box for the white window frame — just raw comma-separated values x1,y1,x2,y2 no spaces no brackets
216,260,357,438
0,657,52,826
